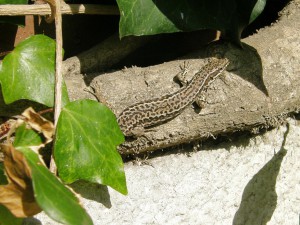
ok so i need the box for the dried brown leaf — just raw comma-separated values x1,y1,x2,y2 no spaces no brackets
22,107,54,142
0,144,41,217
0,119,17,140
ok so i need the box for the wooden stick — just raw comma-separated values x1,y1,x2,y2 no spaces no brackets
53,0,63,128
50,0,63,174
0,4,119,16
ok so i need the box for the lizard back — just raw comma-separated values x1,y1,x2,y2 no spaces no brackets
117,58,229,136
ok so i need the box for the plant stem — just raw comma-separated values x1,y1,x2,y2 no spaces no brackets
50,0,63,174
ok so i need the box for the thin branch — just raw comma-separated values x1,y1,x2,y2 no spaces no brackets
53,0,63,127
0,4,119,16
49,0,63,173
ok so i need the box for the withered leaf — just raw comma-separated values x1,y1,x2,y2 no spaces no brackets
22,107,54,143
0,144,41,217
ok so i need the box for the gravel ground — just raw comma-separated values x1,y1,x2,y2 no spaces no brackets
24,117,300,225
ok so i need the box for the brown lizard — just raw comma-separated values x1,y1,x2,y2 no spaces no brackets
117,58,230,137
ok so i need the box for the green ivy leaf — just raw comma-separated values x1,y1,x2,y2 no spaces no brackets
14,125,93,225
0,34,69,107
117,0,266,43
0,205,23,225
54,100,127,195
249,0,266,23
0,0,28,26
0,0,27,5
13,124,43,147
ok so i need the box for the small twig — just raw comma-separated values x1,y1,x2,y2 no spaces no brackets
47,0,63,174
37,108,53,115
0,4,119,16
53,0,63,126
44,0,56,23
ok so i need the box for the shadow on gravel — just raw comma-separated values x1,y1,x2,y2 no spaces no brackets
232,125,289,225
70,180,112,209
22,217,42,225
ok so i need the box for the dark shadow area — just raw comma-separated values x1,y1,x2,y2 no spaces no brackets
235,43,268,96
116,30,217,68
22,217,42,225
204,129,268,153
152,0,258,43
232,124,289,225
69,180,112,208
0,88,48,117
74,0,289,79
34,14,119,59
294,112,300,120
122,125,272,162
0,22,18,60
213,41,268,96
80,30,217,86
242,0,292,38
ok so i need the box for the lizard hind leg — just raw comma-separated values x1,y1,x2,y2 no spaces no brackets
194,95,206,110
130,125,157,145
130,125,145,137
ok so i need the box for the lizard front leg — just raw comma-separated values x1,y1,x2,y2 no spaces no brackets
174,61,207,110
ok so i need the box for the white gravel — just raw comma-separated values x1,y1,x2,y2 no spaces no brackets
24,118,300,225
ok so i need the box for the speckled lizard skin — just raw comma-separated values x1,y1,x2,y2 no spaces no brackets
117,58,230,137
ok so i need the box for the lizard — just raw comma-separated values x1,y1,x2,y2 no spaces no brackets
117,57,230,137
